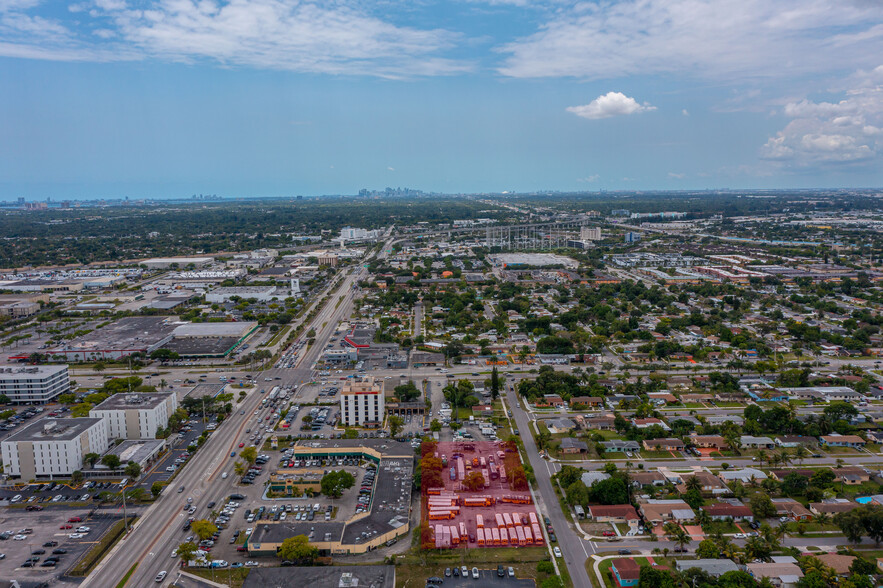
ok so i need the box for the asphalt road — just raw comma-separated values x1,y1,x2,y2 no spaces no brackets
83,258,373,587
504,386,593,588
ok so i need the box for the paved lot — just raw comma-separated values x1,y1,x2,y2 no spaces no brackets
0,507,121,583
435,569,535,586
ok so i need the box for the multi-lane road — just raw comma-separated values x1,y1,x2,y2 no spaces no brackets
83,259,372,587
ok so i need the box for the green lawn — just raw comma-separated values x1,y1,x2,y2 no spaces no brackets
641,450,680,459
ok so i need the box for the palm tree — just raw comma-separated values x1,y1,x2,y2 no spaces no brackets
695,509,711,528
663,522,691,552
756,449,768,468
777,449,792,467
685,475,702,493
794,445,808,465
814,512,831,527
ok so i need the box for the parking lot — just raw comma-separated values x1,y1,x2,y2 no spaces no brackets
429,568,535,586
0,507,122,581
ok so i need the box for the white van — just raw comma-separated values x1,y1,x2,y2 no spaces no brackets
221,472,228,479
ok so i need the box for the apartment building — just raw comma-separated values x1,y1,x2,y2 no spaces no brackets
89,392,178,439
1,418,108,479
0,365,70,404
340,377,384,427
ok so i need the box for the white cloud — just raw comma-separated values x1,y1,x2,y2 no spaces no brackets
682,109,689,116
577,174,600,182
498,0,883,81
761,67,883,166
566,91,655,120
667,172,686,179
0,0,471,77
387,166,395,171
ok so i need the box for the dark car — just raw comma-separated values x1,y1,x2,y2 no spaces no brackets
51,549,67,555
497,565,505,577
42,541,58,547
618,549,631,555
31,549,46,555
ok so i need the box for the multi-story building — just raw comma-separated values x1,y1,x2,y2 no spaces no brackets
1,418,108,479
0,365,70,404
580,226,602,241
340,377,384,427
89,392,178,439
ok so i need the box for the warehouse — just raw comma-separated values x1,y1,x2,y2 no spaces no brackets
205,286,279,303
48,316,177,361
161,321,259,357
141,257,213,269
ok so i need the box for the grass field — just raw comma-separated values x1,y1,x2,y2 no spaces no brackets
190,567,251,587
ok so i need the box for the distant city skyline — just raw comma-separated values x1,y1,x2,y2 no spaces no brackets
0,0,882,199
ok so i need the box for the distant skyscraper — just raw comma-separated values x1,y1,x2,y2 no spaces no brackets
624,232,641,243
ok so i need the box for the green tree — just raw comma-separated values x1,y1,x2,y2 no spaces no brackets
84,452,100,468
234,461,247,477
490,366,501,401
462,471,486,492
176,541,198,564
101,454,121,470
320,470,355,498
240,446,257,465
663,522,691,552
695,539,720,559
151,481,164,498
393,381,421,402
749,492,776,519
430,419,442,433
124,461,141,479
191,520,218,541
588,477,628,505
278,534,318,564
388,415,404,438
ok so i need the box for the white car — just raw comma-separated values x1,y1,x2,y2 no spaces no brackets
245,561,259,567
734,533,745,539
472,567,479,579
77,526,90,532
68,533,85,539
155,571,167,582
10,495,21,503
13,535,27,541
553,547,562,558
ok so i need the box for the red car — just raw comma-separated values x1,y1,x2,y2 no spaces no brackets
602,531,615,537
60,524,72,530
239,442,245,448
68,517,82,523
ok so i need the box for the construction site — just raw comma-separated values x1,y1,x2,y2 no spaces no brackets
420,440,542,550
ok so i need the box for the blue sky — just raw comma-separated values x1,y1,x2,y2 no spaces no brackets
1,0,882,199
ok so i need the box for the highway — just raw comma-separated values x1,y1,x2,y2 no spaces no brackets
82,253,376,587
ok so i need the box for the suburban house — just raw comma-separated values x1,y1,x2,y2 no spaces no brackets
639,499,695,524
603,440,641,453
702,503,754,522
775,436,813,448
538,394,566,408
740,435,776,449
746,560,804,588
676,471,731,496
585,414,617,430
642,438,685,452
770,469,816,482
587,504,640,523
630,471,667,487
833,467,871,485
559,438,588,454
771,498,813,521
547,418,577,434
610,558,641,588
675,559,740,578
819,434,866,448
582,471,611,486
689,435,729,450
809,501,860,516
719,468,768,484
814,554,856,577
632,418,670,431
569,396,604,409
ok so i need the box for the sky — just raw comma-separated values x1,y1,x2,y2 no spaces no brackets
1,0,882,199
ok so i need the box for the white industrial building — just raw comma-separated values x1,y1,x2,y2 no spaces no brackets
340,377,385,427
0,365,70,404
205,286,279,303
339,227,380,242
90,392,178,439
580,226,602,241
1,418,109,479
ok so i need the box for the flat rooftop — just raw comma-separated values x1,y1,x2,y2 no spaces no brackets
171,321,257,338
293,438,413,459
185,383,226,398
164,337,241,357
6,418,103,443
60,316,176,351
242,565,394,588
91,392,174,411
341,455,412,544
492,253,578,269
104,439,166,464
0,365,67,380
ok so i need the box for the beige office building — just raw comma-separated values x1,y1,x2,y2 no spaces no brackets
90,392,178,439
1,418,108,480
